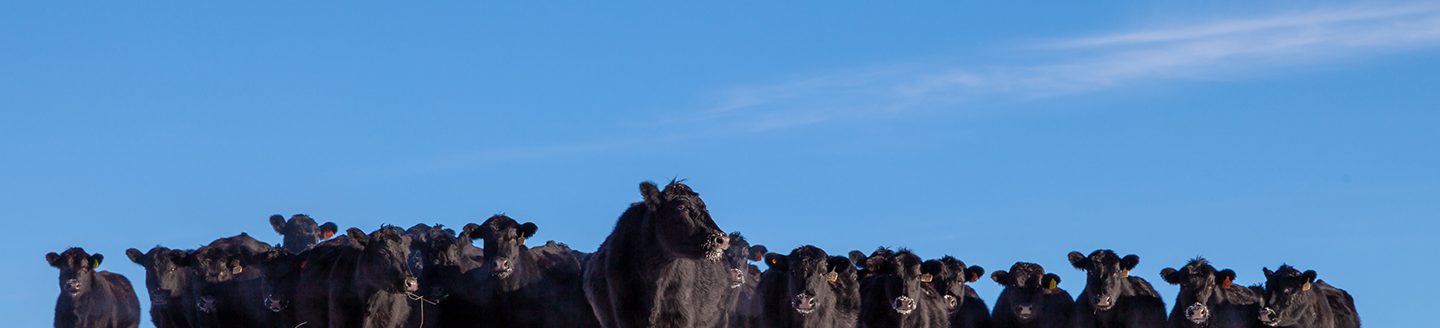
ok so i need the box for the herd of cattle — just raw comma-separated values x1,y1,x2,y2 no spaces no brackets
46,181,1361,328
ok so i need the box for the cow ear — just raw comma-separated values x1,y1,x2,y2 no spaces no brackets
461,223,482,241
1043,273,1062,289
90,254,104,269
1219,269,1236,289
1121,254,1140,271
519,222,539,239
229,259,244,275
321,222,338,239
991,270,1010,286
764,253,787,270
965,265,985,283
921,260,945,276
1262,267,1275,279
749,245,768,262
269,214,287,234
1160,267,1182,285
848,250,867,269
46,252,60,267
1068,251,1088,269
126,248,145,264
1302,270,1317,285
827,256,853,274
640,181,663,208
347,228,370,246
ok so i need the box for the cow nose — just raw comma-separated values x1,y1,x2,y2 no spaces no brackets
943,295,958,310
892,295,917,314
1259,308,1279,326
1186,302,1209,322
791,293,817,314
1017,305,1035,319
712,233,729,248
403,277,419,293
1094,294,1115,309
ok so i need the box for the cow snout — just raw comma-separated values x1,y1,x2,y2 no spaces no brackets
1259,307,1280,326
264,294,287,312
197,296,217,313
491,257,514,277
150,292,169,305
1185,302,1210,323
729,268,745,288
703,233,728,261
64,279,81,295
1016,305,1035,321
792,293,817,314
403,277,419,293
1094,294,1115,311
943,295,958,311
892,295,916,315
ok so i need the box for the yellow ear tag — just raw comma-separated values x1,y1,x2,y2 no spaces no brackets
826,272,839,283
919,273,933,283
91,259,101,269
1047,280,1058,289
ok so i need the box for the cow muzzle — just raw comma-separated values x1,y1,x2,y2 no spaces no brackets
729,268,745,288
403,277,419,293
264,294,288,312
491,257,514,278
1259,307,1280,326
792,293,817,314
892,295,916,315
1094,294,1115,311
197,296,217,313
1016,305,1036,321
1185,302,1210,324
702,233,728,261
943,294,958,311
64,279,82,296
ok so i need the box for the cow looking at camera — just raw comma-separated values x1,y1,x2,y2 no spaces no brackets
1067,249,1166,328
1256,265,1359,328
921,257,989,328
1158,258,1264,328
47,248,142,328
755,245,860,328
991,262,1072,328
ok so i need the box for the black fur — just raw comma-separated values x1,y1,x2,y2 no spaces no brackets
1256,265,1359,328
269,213,338,255
47,248,141,328
461,215,599,327
173,233,277,327
922,257,990,328
125,246,193,328
1067,250,1167,328
991,262,1072,328
755,246,860,328
858,248,949,328
1158,258,1264,328
323,227,418,328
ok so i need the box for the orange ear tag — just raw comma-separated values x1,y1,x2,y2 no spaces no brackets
323,231,335,239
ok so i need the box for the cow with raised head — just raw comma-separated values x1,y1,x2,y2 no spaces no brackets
125,246,193,328
731,242,768,328
1158,258,1264,328
268,213,337,254
921,257,989,328
46,248,141,328
583,180,734,328
323,226,419,328
461,215,598,327
858,249,948,328
1067,250,1166,328
991,262,1072,328
1256,265,1359,328
174,233,277,328
755,245,860,328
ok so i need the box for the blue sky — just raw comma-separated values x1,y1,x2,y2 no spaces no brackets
3,2,1437,326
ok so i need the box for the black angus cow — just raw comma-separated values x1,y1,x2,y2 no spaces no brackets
991,262,1072,328
583,181,734,328
174,233,277,328
921,257,989,328
851,248,895,283
268,213,338,254
245,248,303,327
46,248,142,328
463,215,598,327
859,249,949,328
404,223,464,327
715,232,758,328
290,233,360,328
323,227,419,328
731,243,768,328
1256,265,1359,328
755,245,860,328
125,246,194,328
1067,250,1167,328
1158,258,1264,328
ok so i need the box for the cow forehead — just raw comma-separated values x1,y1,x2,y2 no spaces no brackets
1088,250,1121,263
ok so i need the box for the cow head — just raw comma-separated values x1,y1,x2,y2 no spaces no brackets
639,181,728,261
1160,258,1236,324
922,256,984,313
46,248,104,299
993,262,1063,324
472,215,536,280
1258,265,1319,327
1069,249,1139,312
722,232,755,288
348,226,418,294
766,246,856,315
245,248,297,313
125,246,191,306
174,246,251,284
269,214,337,254
872,249,928,316
408,223,462,301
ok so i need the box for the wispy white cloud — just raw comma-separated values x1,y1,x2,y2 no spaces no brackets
700,3,1440,131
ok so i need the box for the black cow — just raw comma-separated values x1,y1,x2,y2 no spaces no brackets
47,248,142,328
125,246,194,328
583,181,734,328
859,249,949,328
463,215,599,327
991,262,1072,328
1158,258,1264,328
1067,250,1167,328
920,257,989,328
731,243,768,328
755,245,860,328
174,233,277,328
323,227,419,328
1256,265,1359,328
269,213,338,254
404,223,464,327
290,233,360,328
245,248,302,326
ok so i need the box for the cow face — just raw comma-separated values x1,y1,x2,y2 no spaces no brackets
1160,258,1236,324
409,224,463,301
922,256,984,313
640,181,729,261
1258,265,1319,327
875,250,927,315
269,214,337,254
246,248,296,313
473,215,536,280
125,247,191,305
174,247,249,284
770,246,854,315
722,233,754,288
1069,249,1139,312
349,227,418,294
993,262,1062,324
46,248,103,298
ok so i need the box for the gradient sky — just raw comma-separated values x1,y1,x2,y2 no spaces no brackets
4,2,1437,327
